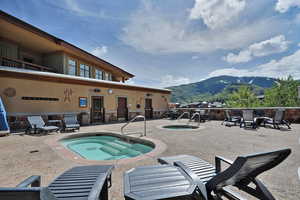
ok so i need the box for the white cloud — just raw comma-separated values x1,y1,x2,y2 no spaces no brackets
91,46,108,57
121,1,283,54
126,79,135,85
210,49,300,79
190,0,246,29
192,55,200,60
224,35,289,63
275,0,300,13
160,75,190,87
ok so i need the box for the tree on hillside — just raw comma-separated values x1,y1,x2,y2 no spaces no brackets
226,86,260,108
263,76,300,107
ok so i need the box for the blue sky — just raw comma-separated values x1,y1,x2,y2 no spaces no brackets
1,0,300,88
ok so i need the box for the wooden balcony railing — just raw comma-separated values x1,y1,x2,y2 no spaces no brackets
0,56,56,72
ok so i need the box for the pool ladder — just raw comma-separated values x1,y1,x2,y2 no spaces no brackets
121,115,146,137
187,112,200,127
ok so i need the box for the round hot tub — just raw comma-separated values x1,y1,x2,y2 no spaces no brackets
162,124,199,130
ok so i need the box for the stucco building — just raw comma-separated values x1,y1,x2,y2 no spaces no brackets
0,11,170,128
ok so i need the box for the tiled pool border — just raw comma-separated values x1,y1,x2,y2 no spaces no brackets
45,131,167,165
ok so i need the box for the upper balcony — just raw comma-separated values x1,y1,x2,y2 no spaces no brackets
0,10,134,82
0,56,56,72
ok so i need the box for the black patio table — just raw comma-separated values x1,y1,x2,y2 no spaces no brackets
124,164,207,200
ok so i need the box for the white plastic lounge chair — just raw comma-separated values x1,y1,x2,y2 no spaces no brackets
240,110,256,129
62,114,80,132
27,116,59,134
264,109,291,129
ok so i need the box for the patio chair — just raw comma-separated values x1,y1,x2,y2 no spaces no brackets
26,116,59,134
240,110,256,129
222,110,241,126
0,165,114,200
62,114,80,132
263,109,291,129
158,148,291,200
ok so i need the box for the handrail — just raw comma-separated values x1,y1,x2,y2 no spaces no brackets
177,112,190,121
187,112,201,127
121,115,146,137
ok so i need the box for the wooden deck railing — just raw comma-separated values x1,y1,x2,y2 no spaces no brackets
0,56,56,72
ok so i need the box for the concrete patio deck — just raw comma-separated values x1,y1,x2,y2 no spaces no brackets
0,119,299,199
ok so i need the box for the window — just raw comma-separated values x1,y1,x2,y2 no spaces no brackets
103,72,112,81
80,64,90,78
67,59,76,76
22,96,59,101
95,69,103,80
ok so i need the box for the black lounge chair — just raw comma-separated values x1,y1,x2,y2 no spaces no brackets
62,114,80,132
26,116,59,134
222,110,241,126
240,110,256,129
0,165,114,200
158,148,291,200
264,109,291,129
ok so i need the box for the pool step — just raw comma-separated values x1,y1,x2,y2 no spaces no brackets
121,148,141,157
132,144,153,154
105,142,128,151
100,146,121,156
114,140,133,148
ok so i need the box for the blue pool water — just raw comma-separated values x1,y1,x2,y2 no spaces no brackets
61,135,153,160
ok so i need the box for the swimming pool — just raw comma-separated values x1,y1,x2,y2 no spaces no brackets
61,135,153,160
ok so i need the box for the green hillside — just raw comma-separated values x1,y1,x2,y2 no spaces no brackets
167,76,277,103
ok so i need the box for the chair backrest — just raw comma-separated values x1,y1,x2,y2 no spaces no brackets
199,109,206,115
0,187,57,200
27,116,45,128
274,109,284,122
206,148,291,192
242,110,254,121
63,114,78,124
225,110,230,120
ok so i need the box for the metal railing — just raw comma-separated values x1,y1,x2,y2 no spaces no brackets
121,115,146,137
177,112,190,121
187,112,201,127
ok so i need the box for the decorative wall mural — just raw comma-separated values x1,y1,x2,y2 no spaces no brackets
3,88,16,97
64,88,73,102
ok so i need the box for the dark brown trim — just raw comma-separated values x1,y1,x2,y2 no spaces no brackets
0,10,134,78
0,70,171,94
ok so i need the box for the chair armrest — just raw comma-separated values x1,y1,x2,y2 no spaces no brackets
174,162,208,200
215,156,234,173
16,175,41,188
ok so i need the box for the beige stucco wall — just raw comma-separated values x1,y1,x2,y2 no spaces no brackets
0,77,170,122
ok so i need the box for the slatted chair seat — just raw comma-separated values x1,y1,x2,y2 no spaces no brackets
49,165,113,200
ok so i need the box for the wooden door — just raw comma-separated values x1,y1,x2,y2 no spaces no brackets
91,96,104,123
117,97,128,120
145,99,153,119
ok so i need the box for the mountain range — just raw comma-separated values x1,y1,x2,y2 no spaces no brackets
167,76,278,103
